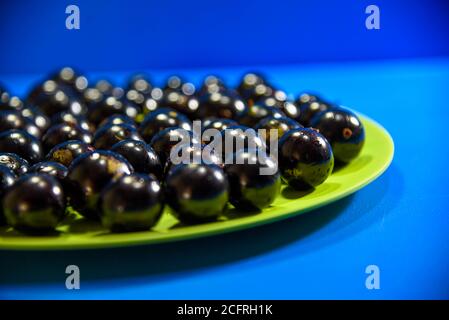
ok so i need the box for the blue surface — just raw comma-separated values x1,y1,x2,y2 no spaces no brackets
1,58,449,299
1,0,449,73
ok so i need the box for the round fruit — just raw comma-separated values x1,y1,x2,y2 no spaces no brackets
0,166,17,224
310,107,365,163
165,163,228,222
3,173,65,233
92,123,142,150
87,96,140,126
0,152,29,175
150,127,199,165
65,150,134,219
278,128,334,190
98,114,135,130
218,125,266,163
165,143,222,174
100,174,164,232
0,130,43,163
29,161,68,181
239,103,285,128
298,100,334,127
46,140,94,167
20,106,51,132
254,116,302,152
111,139,163,179
138,107,192,142
51,111,92,132
196,90,248,120
224,150,281,211
42,123,92,152
127,74,152,95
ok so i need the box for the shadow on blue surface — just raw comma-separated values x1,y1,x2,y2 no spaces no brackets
0,164,402,286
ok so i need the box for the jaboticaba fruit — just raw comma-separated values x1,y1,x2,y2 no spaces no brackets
278,127,334,190
224,149,281,211
46,140,94,167
100,173,164,232
0,129,43,164
310,107,365,163
165,163,229,222
65,150,133,219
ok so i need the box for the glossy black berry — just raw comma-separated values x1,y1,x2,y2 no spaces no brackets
162,90,200,119
111,139,163,179
165,143,222,174
237,72,272,103
87,96,140,126
0,110,42,138
50,67,88,94
254,116,302,152
51,111,93,133
218,125,267,162
20,106,51,132
310,108,365,163
66,150,133,219
92,123,142,150
138,108,192,143
29,161,68,182
98,114,135,130
127,74,152,95
42,123,92,153
100,174,164,232
239,103,286,128
165,163,228,222
278,128,334,190
150,127,199,165
46,140,94,167
224,150,281,211
0,152,29,175
0,130,43,163
197,90,248,120
0,166,16,224
2,173,65,233
298,100,334,127
198,75,227,95
28,80,87,117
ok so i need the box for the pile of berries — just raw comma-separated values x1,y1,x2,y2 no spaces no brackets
0,68,365,234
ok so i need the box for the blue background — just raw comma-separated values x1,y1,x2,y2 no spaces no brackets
1,0,449,299
1,0,449,74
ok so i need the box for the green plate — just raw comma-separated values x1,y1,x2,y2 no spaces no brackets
0,114,394,250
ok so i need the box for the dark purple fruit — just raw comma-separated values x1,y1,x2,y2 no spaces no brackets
196,90,248,120
254,116,302,152
310,108,365,163
28,80,87,117
92,123,142,150
111,139,163,179
0,130,43,163
0,152,29,175
51,111,93,132
20,106,51,132
295,92,321,106
98,114,135,130
224,150,281,211
138,107,192,143
237,72,272,103
66,150,133,219
278,128,334,190
217,125,266,162
50,67,88,94
29,161,68,181
150,127,199,165
100,174,164,232
165,163,228,222
0,166,16,224
87,96,140,126
2,173,65,233
165,143,222,174
298,100,334,127
46,140,94,167
127,74,152,95
162,90,200,119
0,110,42,138
198,75,226,95
239,103,285,128
42,123,92,152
